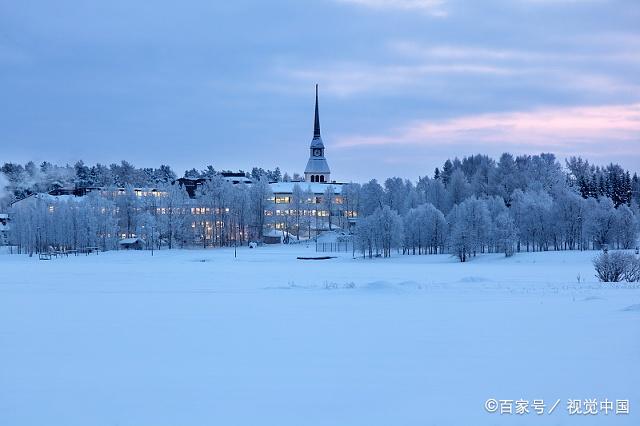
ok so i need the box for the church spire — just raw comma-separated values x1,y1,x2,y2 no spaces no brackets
305,84,330,183
313,84,321,138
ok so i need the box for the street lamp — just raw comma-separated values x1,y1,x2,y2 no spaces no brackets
151,225,157,256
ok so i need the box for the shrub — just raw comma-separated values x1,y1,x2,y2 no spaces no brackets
593,251,627,282
623,256,640,282
593,252,640,282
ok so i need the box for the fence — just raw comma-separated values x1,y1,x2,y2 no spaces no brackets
316,241,353,253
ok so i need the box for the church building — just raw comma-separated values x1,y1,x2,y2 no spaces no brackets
265,84,358,237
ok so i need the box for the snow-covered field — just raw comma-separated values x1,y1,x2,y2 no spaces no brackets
1,245,638,425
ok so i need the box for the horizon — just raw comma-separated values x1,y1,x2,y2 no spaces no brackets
3,150,638,186
1,1,639,182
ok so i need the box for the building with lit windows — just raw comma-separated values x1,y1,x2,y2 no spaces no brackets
8,85,356,246
265,85,357,237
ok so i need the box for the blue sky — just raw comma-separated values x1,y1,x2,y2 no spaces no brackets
1,0,639,181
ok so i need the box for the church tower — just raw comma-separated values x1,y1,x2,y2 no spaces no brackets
304,85,331,183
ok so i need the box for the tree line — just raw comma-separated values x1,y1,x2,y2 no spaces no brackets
352,153,640,261
8,177,276,255
0,160,288,209
4,152,640,261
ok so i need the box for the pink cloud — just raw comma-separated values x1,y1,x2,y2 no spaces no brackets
335,103,640,156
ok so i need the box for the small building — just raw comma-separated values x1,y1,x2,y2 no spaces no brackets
263,229,285,244
118,237,145,250
263,229,298,244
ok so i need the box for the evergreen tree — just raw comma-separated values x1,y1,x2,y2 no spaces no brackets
441,159,454,186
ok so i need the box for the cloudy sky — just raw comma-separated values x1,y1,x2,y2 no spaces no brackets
1,0,639,181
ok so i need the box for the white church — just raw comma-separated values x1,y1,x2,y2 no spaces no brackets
267,85,354,236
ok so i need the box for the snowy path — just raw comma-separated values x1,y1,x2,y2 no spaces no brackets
1,246,639,425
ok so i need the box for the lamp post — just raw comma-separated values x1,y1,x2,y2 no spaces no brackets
151,225,156,256
36,226,41,256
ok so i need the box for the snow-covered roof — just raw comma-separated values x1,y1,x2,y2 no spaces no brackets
119,237,145,245
41,194,83,202
222,176,252,184
269,181,343,195
263,229,294,238
0,213,8,219
304,157,330,174
11,193,83,207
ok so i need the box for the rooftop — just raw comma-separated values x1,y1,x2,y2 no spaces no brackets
269,181,344,195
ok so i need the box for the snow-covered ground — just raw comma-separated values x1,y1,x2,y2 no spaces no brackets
1,245,638,425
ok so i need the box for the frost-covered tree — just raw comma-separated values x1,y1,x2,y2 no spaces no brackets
301,186,315,239
418,176,450,214
448,197,491,261
115,185,140,238
340,182,361,231
88,193,118,251
290,183,304,239
360,179,384,217
549,189,585,250
354,215,378,258
584,197,617,249
614,204,637,249
135,211,157,250
384,177,409,215
248,177,273,242
355,205,403,258
494,153,519,205
198,176,235,247
403,203,447,255
157,182,190,249
447,169,471,206
229,183,251,245
494,212,518,257
375,205,404,257
510,190,553,251
322,185,336,231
